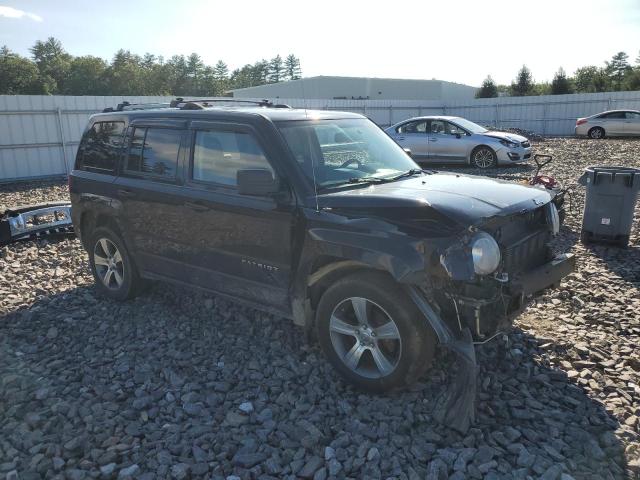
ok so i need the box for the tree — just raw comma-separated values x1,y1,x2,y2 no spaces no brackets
64,56,107,95
475,76,498,98
550,68,571,94
186,53,205,95
29,37,71,93
268,55,284,83
284,54,301,81
212,60,229,93
0,46,46,94
104,49,144,95
605,51,631,91
573,66,609,92
510,65,534,96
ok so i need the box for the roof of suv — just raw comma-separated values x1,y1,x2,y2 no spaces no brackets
92,106,365,123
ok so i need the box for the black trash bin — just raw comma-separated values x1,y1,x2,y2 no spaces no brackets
578,166,640,248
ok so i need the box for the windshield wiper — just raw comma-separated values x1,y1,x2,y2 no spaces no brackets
346,176,389,185
387,168,424,181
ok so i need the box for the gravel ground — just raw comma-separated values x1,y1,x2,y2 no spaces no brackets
1,138,640,480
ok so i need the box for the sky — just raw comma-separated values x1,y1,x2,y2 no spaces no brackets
0,0,639,87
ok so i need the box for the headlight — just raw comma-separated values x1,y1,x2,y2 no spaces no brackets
546,202,560,235
470,232,501,275
499,138,519,148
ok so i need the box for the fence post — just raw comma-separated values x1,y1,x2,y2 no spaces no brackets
542,103,548,136
56,108,69,175
495,104,500,128
389,106,393,126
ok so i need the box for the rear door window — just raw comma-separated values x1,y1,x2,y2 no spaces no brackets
76,121,125,173
125,127,182,179
397,120,427,134
192,130,273,187
600,112,625,119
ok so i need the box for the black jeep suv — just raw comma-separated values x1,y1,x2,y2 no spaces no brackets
70,99,574,394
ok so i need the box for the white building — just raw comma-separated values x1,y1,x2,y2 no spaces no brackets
228,76,477,101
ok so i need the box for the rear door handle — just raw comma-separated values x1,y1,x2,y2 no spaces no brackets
184,201,209,212
117,189,136,198
429,138,438,142
397,136,405,140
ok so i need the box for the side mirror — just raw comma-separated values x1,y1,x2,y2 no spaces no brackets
237,169,279,196
403,148,413,158
453,132,462,139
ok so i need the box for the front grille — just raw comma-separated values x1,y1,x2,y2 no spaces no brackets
521,141,531,148
502,229,549,273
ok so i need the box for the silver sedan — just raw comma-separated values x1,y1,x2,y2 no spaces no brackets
575,110,640,139
385,116,532,169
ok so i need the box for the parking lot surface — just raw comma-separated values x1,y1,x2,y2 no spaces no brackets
1,138,639,479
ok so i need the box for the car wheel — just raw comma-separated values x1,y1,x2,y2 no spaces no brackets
89,226,141,300
588,127,605,139
316,271,435,392
471,146,497,169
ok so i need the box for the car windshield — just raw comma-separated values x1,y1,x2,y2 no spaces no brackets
451,118,488,134
277,118,420,189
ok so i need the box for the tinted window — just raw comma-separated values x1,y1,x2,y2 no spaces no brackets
397,120,427,134
625,112,640,119
445,122,467,135
192,130,272,186
600,112,625,119
429,120,446,134
126,127,181,179
76,121,124,173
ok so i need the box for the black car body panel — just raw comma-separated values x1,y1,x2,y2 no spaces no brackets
70,104,573,342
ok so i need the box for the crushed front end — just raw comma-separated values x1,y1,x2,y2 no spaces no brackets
434,201,574,342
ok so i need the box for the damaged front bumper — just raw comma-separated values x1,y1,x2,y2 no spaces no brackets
0,202,73,246
445,252,576,340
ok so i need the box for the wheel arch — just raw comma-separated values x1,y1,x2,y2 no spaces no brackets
469,144,496,165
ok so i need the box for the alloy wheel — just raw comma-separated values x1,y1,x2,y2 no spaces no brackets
329,297,402,379
473,148,495,168
589,128,603,139
93,238,124,290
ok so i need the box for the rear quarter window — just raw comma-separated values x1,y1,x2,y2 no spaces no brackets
125,127,182,180
76,121,125,173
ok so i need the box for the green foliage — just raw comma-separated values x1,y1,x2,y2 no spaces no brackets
0,46,47,94
285,54,302,80
550,68,572,95
573,66,609,93
510,65,534,96
475,76,498,98
1,37,303,96
605,51,631,91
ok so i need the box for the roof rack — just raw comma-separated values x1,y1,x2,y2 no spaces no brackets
169,98,292,110
102,101,172,113
101,98,293,114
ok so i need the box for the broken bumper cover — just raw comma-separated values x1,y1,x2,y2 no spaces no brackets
515,252,575,296
0,202,73,245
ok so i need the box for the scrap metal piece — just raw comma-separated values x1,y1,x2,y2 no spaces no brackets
408,286,477,433
0,202,73,245
432,328,477,434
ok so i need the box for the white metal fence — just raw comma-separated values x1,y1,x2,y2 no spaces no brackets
1,91,639,182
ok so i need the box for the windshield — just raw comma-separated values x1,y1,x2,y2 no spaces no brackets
277,118,419,189
451,118,488,134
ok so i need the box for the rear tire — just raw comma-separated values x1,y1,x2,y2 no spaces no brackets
88,226,142,300
588,127,605,139
471,146,497,169
316,271,436,392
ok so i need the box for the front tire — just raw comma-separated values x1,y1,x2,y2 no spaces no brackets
316,272,436,392
588,127,605,139
88,226,141,300
471,146,497,169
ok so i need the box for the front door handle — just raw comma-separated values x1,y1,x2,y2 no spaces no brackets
117,189,136,198
184,201,209,212
429,138,438,142
397,136,405,140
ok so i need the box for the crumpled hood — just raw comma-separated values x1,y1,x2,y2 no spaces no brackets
317,173,551,227
481,131,528,143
